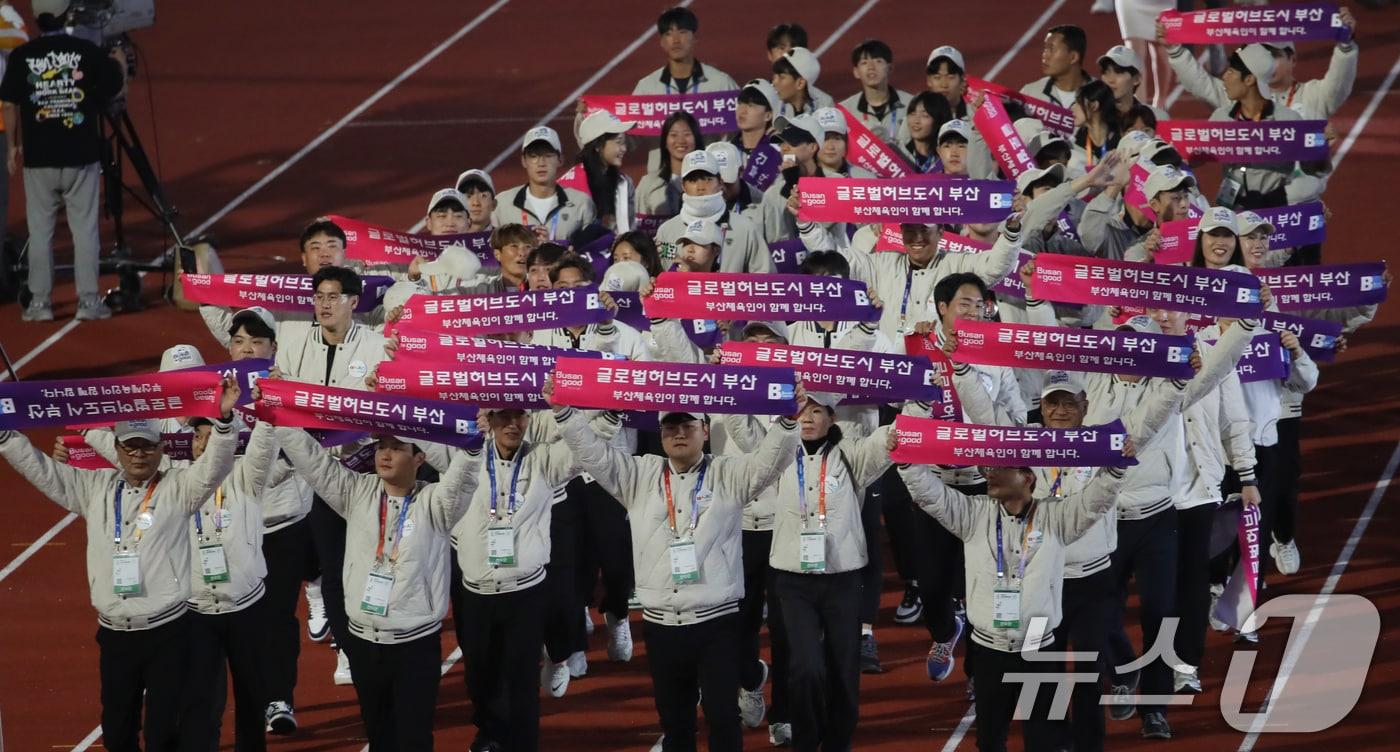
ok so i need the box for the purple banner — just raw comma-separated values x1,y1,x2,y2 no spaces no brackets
162,431,252,461
551,357,799,415
1161,120,1329,164
797,177,1015,224
1033,254,1263,317
376,361,549,409
1,371,224,431
633,213,674,238
742,142,783,193
768,238,809,275
333,214,496,268
1258,311,1342,363
581,90,738,136
1254,262,1388,310
1229,333,1292,383
1160,3,1350,45
392,328,620,367
891,416,1137,467
954,320,1195,378
609,291,652,332
394,285,610,335
1255,201,1327,249
645,272,880,322
179,358,273,408
254,379,482,449
717,341,941,403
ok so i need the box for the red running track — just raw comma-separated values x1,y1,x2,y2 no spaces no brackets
2,1,1399,750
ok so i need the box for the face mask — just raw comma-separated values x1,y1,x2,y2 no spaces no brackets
681,191,726,220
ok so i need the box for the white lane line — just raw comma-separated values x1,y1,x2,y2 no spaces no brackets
1331,49,1400,172
6,0,512,387
70,723,103,752
0,513,77,585
983,0,1068,81
1236,438,1400,752
939,707,977,752
812,0,882,57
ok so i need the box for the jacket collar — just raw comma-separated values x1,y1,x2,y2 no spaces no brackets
659,60,708,91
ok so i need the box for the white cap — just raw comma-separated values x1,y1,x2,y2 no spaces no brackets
1040,370,1087,400
774,114,823,145
521,125,562,154
231,306,277,334
659,410,708,424
1236,210,1276,236
600,260,651,293
782,46,821,84
926,45,966,72
455,168,495,194
1264,40,1296,54
1198,206,1240,235
114,419,161,444
804,390,841,411
938,119,973,143
742,78,781,113
577,109,637,148
742,320,790,341
814,107,847,136
427,187,467,215
33,0,71,17
1013,116,1045,144
1099,44,1143,72
419,243,485,282
1117,130,1154,160
1139,138,1180,165
1118,315,1163,335
160,344,204,372
1143,164,1196,199
1026,129,1067,156
705,141,743,184
681,149,721,179
1236,44,1276,99
679,218,724,247
1016,163,1065,195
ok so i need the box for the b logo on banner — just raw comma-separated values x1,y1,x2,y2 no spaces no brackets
0,398,12,414
768,383,795,401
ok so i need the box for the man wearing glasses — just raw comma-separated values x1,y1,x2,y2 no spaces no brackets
491,126,597,243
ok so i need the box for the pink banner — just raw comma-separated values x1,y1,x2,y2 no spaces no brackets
838,104,914,179
964,86,1035,178
797,177,1015,224
375,360,549,409
581,90,738,136
902,334,963,420
253,379,482,448
716,341,941,403
392,327,622,366
332,214,496,268
60,435,116,470
1160,120,1329,163
633,213,673,238
0,371,224,430
965,77,1075,137
874,224,906,252
643,272,880,322
394,286,610,335
1033,254,1263,316
551,357,799,415
1160,3,1349,45
1211,502,1261,630
557,163,591,196
954,319,1196,378
891,415,1136,467
1153,218,1200,265
180,273,392,313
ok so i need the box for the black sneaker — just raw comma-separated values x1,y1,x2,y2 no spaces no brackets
1141,711,1172,739
894,583,923,624
859,633,883,674
1109,669,1140,721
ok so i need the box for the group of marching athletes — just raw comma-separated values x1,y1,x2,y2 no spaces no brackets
2,3,1386,752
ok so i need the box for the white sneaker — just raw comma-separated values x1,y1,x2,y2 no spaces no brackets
306,581,329,642
649,735,665,752
583,606,595,636
547,659,570,698
1271,536,1301,575
1173,665,1202,693
333,649,352,686
739,659,769,728
1236,629,1260,644
1090,0,1114,12
605,612,634,662
1209,584,1230,632
566,650,588,678
768,722,792,746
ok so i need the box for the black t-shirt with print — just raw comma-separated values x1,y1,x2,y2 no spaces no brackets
0,33,124,168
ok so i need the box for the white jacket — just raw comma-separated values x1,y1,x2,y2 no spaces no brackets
555,407,799,626
1168,41,1358,119
1176,325,1257,510
275,321,387,392
187,422,279,615
655,208,773,274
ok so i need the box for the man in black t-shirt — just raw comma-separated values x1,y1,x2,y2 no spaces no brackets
0,0,124,322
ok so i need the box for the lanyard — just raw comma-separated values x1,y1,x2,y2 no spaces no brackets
794,446,831,529
1048,468,1064,498
521,208,561,240
487,442,527,520
662,459,709,538
193,486,226,538
113,475,161,547
994,500,1038,581
1285,83,1297,109
375,490,415,566
899,269,914,325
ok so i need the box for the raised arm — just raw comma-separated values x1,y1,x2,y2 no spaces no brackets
1184,319,1259,408
168,418,240,515
1166,43,1230,110
275,427,378,518
897,461,978,542
426,446,484,532
232,421,280,497
847,425,894,490
199,305,235,348
647,317,706,364
1121,378,1187,448
1043,465,1128,544
728,416,800,503
717,412,769,454
0,430,93,514
552,406,640,508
